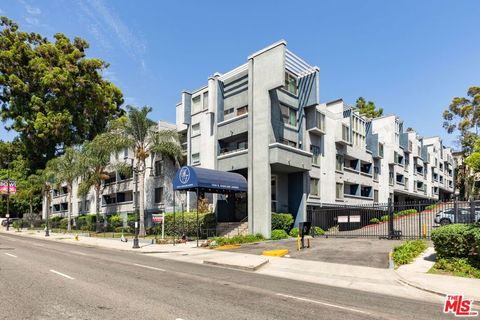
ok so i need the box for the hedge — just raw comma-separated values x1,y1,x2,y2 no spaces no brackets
271,229,289,240
271,213,294,232
162,212,216,237
431,224,480,264
209,234,264,246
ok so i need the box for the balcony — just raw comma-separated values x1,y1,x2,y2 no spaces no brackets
306,109,326,136
336,123,351,145
217,113,248,140
269,143,312,172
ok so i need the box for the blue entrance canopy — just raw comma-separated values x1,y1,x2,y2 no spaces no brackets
173,166,247,193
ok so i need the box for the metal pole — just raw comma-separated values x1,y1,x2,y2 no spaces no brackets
133,167,140,249
161,209,165,240
6,168,10,231
196,188,199,248
45,190,50,236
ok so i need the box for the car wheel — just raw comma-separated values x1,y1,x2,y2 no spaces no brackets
440,219,451,226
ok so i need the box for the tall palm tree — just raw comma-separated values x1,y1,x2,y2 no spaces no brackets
38,163,57,235
77,134,117,233
109,105,182,236
49,147,81,232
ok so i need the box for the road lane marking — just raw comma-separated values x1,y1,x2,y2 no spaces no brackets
133,263,166,272
4,253,17,258
275,293,371,315
49,269,75,280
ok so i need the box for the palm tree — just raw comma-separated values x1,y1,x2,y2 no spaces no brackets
77,134,117,233
38,164,57,235
49,147,81,232
109,105,182,236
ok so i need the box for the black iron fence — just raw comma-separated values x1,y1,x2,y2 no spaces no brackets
307,199,480,240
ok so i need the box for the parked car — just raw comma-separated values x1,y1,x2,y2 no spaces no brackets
434,208,480,225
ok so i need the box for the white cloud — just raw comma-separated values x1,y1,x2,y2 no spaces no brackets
25,4,41,15
25,16,39,26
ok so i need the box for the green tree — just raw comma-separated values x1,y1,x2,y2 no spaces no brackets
49,147,81,231
38,164,57,232
108,106,182,236
443,86,480,198
14,173,42,227
353,97,383,118
0,17,124,170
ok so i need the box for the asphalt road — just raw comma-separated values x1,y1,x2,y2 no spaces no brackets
0,233,453,320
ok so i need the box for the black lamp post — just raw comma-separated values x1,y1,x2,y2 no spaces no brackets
132,160,140,249
5,167,10,231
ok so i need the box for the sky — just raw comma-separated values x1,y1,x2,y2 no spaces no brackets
1,0,479,149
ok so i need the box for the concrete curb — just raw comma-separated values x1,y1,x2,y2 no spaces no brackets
203,258,269,271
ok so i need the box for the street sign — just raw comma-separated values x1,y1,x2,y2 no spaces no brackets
0,180,16,195
152,214,163,224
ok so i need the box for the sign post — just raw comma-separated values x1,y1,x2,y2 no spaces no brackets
152,213,164,241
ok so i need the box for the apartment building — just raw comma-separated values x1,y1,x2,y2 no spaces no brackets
174,41,457,237
43,121,178,223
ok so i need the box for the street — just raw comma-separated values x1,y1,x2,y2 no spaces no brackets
0,233,453,320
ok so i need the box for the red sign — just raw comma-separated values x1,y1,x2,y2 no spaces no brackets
152,214,163,224
443,294,478,317
0,180,16,195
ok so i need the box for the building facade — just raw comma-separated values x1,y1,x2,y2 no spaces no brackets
43,121,178,222
175,40,456,238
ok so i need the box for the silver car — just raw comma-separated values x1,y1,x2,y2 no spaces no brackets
434,208,480,225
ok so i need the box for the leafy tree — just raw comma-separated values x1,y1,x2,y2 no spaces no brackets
443,86,480,154
0,17,124,170
443,86,480,198
353,97,383,118
37,165,57,231
108,106,182,236
48,147,81,231
14,173,42,226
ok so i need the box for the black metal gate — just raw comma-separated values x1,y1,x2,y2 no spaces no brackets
307,199,479,240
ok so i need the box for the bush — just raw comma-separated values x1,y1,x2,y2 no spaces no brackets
431,224,480,263
210,233,264,247
431,258,480,279
108,214,123,224
271,213,294,232
392,240,428,266
12,220,21,230
114,226,131,233
370,218,380,224
311,226,324,236
163,212,216,237
289,227,299,237
271,229,289,240
395,209,417,216
425,204,438,211
380,215,389,222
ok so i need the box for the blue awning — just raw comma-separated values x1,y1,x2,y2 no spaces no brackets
173,166,247,193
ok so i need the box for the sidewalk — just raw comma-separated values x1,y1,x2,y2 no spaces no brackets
0,229,453,304
396,247,480,302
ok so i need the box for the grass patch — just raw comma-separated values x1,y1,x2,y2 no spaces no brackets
429,258,480,279
209,234,264,247
392,240,428,267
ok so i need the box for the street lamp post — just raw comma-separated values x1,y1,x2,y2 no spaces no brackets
5,167,10,231
132,162,140,249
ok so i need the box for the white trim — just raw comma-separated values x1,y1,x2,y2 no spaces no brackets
248,40,287,60
218,63,248,81
217,113,248,127
218,149,248,160
269,143,313,157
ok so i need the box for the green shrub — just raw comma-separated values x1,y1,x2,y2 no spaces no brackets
271,229,289,240
370,218,380,224
425,204,437,211
311,226,324,236
210,233,264,246
392,240,428,266
431,224,480,262
271,213,294,232
431,258,480,279
12,220,21,230
380,215,389,222
108,214,123,224
114,226,131,233
59,218,69,229
289,227,299,237
163,212,216,237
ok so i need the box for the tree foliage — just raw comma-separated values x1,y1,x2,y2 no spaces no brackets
353,97,383,118
443,86,480,154
0,16,124,169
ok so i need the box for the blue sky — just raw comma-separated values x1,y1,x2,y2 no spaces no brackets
1,0,479,149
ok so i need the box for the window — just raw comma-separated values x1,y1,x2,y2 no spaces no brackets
77,201,82,213
310,178,319,197
374,190,379,202
84,200,90,212
191,153,200,165
284,72,297,95
310,145,320,165
104,174,116,185
379,143,384,158
191,95,202,114
155,187,164,204
336,154,343,171
103,194,116,205
191,123,200,136
336,183,343,199
154,160,164,176
224,108,234,117
316,112,325,131
237,105,248,116
280,138,297,148
117,192,132,203
281,104,297,126
342,124,350,142
271,176,277,212
203,92,208,109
